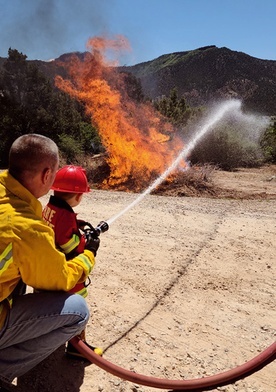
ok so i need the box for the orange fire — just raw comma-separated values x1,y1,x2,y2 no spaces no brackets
55,36,184,191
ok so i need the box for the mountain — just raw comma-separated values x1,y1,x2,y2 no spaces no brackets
120,45,276,115
1,45,275,115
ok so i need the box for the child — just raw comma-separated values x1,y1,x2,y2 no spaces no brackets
43,165,103,359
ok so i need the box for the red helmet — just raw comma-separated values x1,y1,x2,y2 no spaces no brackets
51,165,90,193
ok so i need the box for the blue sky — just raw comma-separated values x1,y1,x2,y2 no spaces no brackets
0,0,275,65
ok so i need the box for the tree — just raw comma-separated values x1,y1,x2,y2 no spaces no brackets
0,49,101,167
153,87,192,127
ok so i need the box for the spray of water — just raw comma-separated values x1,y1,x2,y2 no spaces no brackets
106,99,242,226
225,108,270,142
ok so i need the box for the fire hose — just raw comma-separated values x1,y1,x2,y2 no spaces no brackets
80,222,275,390
70,337,275,390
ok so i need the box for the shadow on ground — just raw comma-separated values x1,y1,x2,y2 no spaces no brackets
16,345,93,392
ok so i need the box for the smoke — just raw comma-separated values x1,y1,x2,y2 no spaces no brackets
0,0,113,60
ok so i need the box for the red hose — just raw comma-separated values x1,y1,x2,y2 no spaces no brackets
70,337,276,390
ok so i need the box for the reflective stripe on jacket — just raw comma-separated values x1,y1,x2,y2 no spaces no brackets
42,195,86,256
0,170,95,329
43,195,89,298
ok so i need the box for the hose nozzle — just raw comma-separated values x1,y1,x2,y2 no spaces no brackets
95,221,109,236
83,221,109,240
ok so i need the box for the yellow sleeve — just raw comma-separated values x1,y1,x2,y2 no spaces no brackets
13,220,95,292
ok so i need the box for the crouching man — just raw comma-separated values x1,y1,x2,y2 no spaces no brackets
0,134,100,385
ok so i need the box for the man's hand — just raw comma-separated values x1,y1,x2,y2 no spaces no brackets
85,235,100,256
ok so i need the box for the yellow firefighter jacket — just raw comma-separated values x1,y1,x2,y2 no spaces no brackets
0,170,95,329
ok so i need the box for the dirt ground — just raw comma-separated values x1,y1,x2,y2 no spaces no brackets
7,166,276,392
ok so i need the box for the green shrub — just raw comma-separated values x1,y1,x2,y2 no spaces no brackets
78,122,104,155
260,121,276,163
190,128,264,170
58,134,83,163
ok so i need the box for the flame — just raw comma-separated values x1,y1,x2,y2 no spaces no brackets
55,36,184,191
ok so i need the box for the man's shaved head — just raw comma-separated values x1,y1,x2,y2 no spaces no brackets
9,134,59,180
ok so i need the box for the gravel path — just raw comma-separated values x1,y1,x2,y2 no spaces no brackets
17,190,275,392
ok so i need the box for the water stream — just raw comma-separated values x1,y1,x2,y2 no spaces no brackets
106,99,242,226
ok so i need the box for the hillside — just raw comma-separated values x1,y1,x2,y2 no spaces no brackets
121,46,276,115
1,45,276,116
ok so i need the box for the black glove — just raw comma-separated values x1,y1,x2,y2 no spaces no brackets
85,235,100,256
77,220,90,230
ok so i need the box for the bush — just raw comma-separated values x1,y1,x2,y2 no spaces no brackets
78,122,104,155
152,164,217,197
190,128,264,170
260,121,276,163
58,134,83,163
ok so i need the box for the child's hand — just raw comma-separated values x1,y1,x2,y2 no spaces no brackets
77,220,89,230
85,236,100,256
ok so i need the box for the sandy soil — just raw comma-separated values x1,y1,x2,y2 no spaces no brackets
7,166,276,392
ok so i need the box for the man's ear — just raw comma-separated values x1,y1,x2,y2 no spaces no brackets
41,167,51,184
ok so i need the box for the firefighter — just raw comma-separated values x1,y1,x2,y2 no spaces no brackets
43,165,103,358
0,134,100,385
